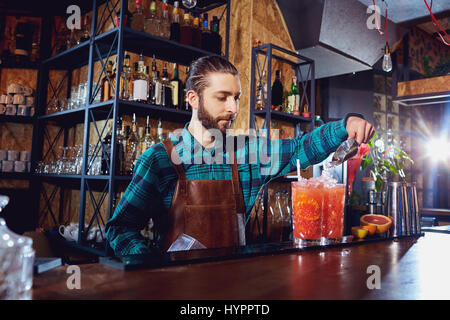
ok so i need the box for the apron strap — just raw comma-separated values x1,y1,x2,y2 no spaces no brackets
229,149,246,215
162,138,187,181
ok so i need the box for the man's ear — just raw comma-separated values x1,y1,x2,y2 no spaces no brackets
187,90,199,110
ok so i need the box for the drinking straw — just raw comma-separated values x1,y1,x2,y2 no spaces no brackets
297,159,301,181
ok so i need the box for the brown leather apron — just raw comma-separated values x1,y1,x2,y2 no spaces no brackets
162,138,246,251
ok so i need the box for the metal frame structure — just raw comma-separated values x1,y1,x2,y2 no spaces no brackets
25,0,231,257
249,43,315,242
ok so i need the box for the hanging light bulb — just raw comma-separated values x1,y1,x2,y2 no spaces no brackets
182,0,197,9
382,43,392,72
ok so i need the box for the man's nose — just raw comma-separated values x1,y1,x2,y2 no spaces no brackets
226,97,238,114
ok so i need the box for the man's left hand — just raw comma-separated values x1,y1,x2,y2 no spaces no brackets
346,116,375,145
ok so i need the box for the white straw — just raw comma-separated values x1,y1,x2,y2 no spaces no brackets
297,159,301,181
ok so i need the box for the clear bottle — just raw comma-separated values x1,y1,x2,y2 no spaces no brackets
159,0,171,38
255,70,267,110
131,0,145,31
120,53,132,100
153,71,162,105
144,115,155,150
179,12,193,46
161,64,172,107
133,56,149,102
191,13,202,48
156,118,165,143
126,113,139,175
269,190,284,242
170,1,181,42
281,190,292,241
145,0,160,36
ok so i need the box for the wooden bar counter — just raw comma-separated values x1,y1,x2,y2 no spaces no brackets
32,232,450,300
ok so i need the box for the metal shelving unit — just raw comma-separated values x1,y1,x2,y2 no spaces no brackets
28,0,230,257
249,43,315,242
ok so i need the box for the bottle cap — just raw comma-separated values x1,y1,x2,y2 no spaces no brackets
136,0,142,6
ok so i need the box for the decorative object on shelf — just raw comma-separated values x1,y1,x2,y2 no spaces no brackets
0,217,35,299
182,0,197,9
301,103,310,118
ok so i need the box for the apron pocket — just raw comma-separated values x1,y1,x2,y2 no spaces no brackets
185,205,238,249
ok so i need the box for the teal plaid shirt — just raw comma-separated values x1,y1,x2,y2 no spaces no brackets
105,119,349,256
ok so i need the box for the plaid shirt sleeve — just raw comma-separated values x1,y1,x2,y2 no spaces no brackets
105,148,166,256
260,119,348,183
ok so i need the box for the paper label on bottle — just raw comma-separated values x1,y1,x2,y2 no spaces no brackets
133,79,147,101
155,82,162,105
295,94,300,108
171,81,179,106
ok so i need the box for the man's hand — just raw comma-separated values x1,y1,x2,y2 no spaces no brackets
346,116,375,145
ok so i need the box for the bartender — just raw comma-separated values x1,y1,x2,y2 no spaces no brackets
105,55,374,255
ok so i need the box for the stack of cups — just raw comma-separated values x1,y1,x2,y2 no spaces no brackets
385,182,421,237
0,150,31,173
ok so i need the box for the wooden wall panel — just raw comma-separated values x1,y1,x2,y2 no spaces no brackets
397,74,450,97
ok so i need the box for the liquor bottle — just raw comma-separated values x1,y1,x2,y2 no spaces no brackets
101,61,114,102
131,0,145,31
120,53,132,100
145,65,152,103
125,114,139,175
170,63,183,109
111,58,118,98
271,70,283,110
144,115,155,149
170,1,181,42
180,12,193,46
269,190,284,242
153,71,162,105
255,71,267,110
183,66,191,111
116,117,125,175
210,16,222,55
161,64,172,107
156,118,165,143
114,8,130,28
148,55,157,104
145,0,160,36
137,126,145,158
66,29,77,50
159,0,170,39
287,76,298,114
191,13,202,48
133,59,148,102
78,15,90,44
201,13,212,52
101,124,112,175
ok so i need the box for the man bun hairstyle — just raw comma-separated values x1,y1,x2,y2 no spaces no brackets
186,55,239,97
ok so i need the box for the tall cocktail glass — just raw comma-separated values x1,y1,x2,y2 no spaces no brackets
322,183,345,239
291,180,323,244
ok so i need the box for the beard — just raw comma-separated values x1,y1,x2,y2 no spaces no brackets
197,96,236,134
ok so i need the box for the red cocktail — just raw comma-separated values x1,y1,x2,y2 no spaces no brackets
322,184,345,238
291,181,323,241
